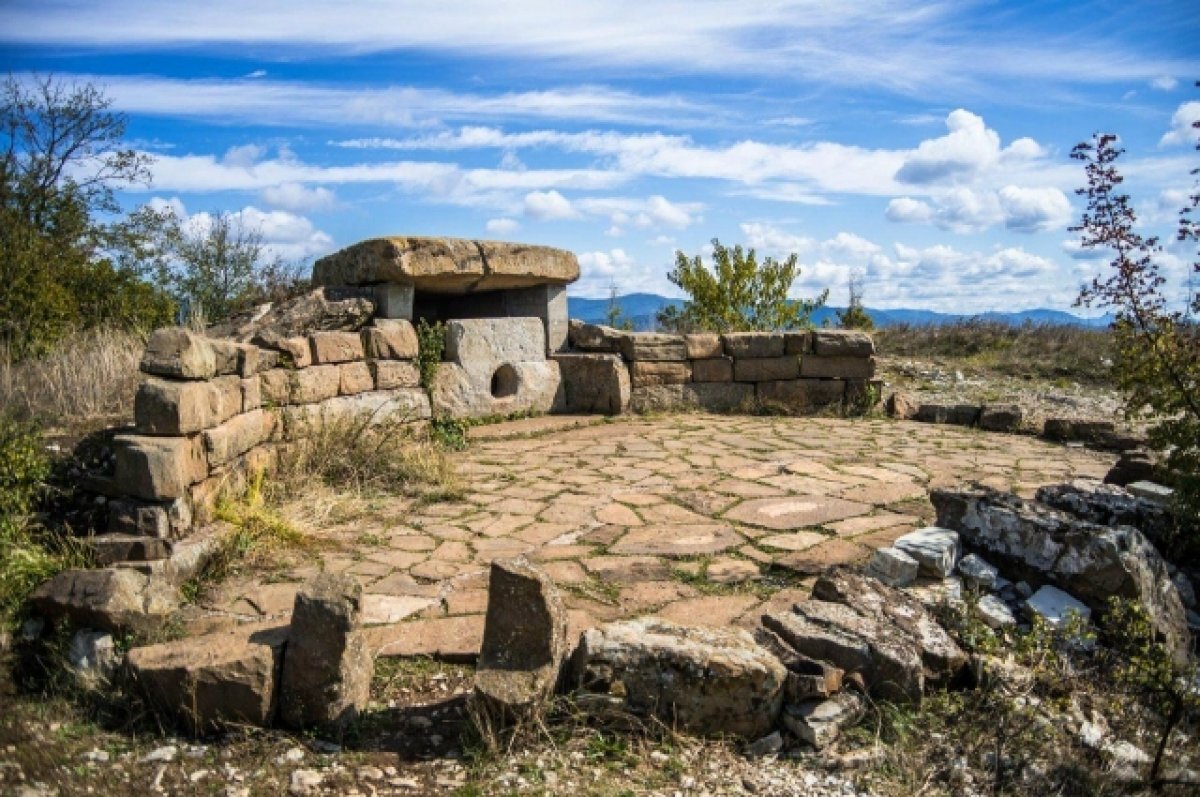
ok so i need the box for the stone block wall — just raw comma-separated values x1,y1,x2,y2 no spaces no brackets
566,321,877,414
110,320,430,540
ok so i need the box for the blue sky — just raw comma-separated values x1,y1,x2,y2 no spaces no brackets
2,0,1197,312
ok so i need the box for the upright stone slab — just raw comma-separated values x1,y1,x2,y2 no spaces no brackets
279,573,373,730
554,353,630,414
474,558,568,718
504,284,569,355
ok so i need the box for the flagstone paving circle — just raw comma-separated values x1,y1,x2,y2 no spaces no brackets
190,413,1115,660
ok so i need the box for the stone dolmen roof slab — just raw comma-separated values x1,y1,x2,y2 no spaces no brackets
312,236,579,294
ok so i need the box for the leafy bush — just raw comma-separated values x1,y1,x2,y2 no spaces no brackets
656,238,827,332
416,318,446,391
1072,131,1200,546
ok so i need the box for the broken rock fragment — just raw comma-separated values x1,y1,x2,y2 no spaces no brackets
473,557,568,718
279,573,373,730
573,618,786,738
781,690,866,749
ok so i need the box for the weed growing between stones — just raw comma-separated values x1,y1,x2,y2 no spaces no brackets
205,469,316,586
416,318,445,391
277,408,460,499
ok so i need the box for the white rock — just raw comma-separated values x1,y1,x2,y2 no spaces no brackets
69,629,116,673
290,769,325,796
140,745,177,763
1024,585,1091,629
1103,740,1150,766
277,747,305,764
81,749,110,763
956,554,999,591
866,547,919,587
977,595,1016,629
1079,720,1105,749
781,691,865,749
894,527,960,578
1126,481,1173,505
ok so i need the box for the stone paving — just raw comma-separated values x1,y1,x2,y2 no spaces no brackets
190,414,1114,661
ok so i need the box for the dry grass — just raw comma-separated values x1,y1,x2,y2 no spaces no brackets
874,321,1115,384
0,326,143,427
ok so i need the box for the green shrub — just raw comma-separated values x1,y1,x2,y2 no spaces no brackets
0,414,50,518
416,318,446,391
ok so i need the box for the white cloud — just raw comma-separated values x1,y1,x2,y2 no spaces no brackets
885,197,934,223
1151,75,1178,91
1061,238,1108,261
997,185,1072,232
485,217,520,235
259,182,336,212
523,189,579,220
3,2,1193,95
144,199,334,263
739,223,814,257
1161,101,1200,147
222,143,266,168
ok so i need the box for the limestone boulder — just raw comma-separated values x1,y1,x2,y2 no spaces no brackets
312,236,578,292
31,568,177,634
893,527,960,579
474,558,568,718
810,570,968,688
573,618,786,738
1035,479,1174,548
553,353,630,415
866,547,919,587
932,486,1190,663
126,623,288,732
279,574,373,730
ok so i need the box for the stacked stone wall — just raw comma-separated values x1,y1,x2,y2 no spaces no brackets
108,321,430,546
565,322,878,415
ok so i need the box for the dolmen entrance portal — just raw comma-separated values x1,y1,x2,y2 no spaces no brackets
313,236,578,419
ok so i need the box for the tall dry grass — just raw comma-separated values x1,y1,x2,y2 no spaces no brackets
0,326,144,426
874,320,1116,384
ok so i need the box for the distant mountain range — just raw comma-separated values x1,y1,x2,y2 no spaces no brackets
567,292,1114,331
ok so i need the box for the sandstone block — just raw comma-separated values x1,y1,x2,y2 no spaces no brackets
309,330,364,364
114,434,208,500
684,334,722,359
284,390,432,435
107,498,191,540
370,360,421,390
756,379,845,411
290,365,341,404
239,344,278,376
885,391,920,419
812,329,874,357
430,360,561,420
980,404,1023,432
915,402,980,426
618,333,687,362
134,375,242,435
280,574,373,729
800,355,875,379
554,353,631,415
1042,418,1116,444
630,360,692,387
628,382,754,413
784,330,812,355
445,317,545,373
260,368,292,405
568,320,624,353
692,357,733,383
202,409,273,467
474,558,568,718
893,527,960,579
140,328,216,379
31,568,177,634
127,623,288,732
734,356,800,382
252,331,313,368
240,376,261,412
208,338,244,376
312,236,578,292
338,361,374,395
362,319,418,359
504,283,569,354
89,533,171,566
573,618,786,738
723,332,785,359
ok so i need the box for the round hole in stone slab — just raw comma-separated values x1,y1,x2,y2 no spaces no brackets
491,364,519,398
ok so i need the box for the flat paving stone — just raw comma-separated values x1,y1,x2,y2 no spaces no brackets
362,594,436,625
653,594,762,628
725,496,872,530
759,531,829,552
368,615,485,662
608,524,744,557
